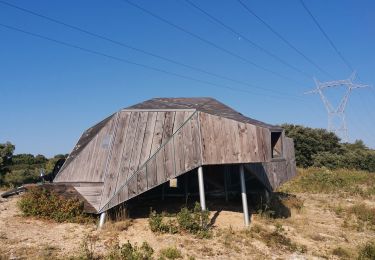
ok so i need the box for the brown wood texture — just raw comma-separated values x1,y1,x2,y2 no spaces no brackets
100,111,199,212
54,116,117,183
199,112,272,165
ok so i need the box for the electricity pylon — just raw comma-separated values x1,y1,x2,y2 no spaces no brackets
305,72,368,142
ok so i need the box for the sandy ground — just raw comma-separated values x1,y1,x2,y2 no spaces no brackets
0,192,374,259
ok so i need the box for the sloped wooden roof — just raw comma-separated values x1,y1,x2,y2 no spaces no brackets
127,98,282,130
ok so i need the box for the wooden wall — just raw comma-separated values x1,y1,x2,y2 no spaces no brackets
55,109,296,213
199,112,272,165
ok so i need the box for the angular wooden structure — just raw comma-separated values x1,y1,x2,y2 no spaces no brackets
54,98,296,214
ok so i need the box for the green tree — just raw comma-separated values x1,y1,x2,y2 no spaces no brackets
0,142,15,185
281,124,342,168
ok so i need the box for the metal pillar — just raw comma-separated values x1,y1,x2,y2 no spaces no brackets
98,212,106,229
239,165,250,227
197,166,206,210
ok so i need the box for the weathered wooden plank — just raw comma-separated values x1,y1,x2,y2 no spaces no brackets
115,112,140,192
173,112,187,174
137,167,147,194
75,185,103,211
128,112,149,176
163,112,176,179
246,124,259,162
128,176,137,199
156,146,166,183
146,156,157,188
150,112,166,155
164,140,175,179
92,117,117,182
183,114,194,171
138,112,157,167
262,128,272,161
189,113,201,167
256,127,267,162
100,112,131,207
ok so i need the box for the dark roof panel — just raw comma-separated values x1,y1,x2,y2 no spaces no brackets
127,98,281,130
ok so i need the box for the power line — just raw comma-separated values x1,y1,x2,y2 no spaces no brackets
236,0,333,79
0,23,303,101
0,0,300,97
183,0,312,80
298,0,375,128
120,0,303,85
299,0,354,72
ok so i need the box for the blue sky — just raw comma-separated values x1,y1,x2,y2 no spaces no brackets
1,0,374,157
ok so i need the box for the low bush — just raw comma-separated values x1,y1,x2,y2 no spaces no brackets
349,204,375,227
18,187,93,223
159,247,182,259
332,247,351,259
357,241,375,260
119,241,154,260
149,202,211,238
257,193,303,219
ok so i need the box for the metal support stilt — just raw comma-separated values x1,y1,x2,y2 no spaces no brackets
239,165,250,227
98,212,106,229
197,166,206,210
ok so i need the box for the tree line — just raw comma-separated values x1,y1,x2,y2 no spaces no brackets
0,142,67,187
282,124,375,172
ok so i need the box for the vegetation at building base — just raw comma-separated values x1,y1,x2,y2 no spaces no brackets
149,202,212,239
282,124,375,171
74,234,185,260
18,186,93,223
0,141,67,187
280,168,375,198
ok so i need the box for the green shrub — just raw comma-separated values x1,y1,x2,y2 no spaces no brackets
148,210,178,234
159,247,182,259
358,241,375,260
18,187,93,223
120,241,154,260
177,203,209,235
149,203,211,238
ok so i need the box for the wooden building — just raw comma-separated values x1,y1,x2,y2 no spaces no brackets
54,98,296,226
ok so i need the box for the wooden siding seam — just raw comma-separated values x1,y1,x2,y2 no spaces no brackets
112,113,132,194
123,113,141,183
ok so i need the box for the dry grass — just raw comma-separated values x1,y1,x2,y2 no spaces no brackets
1,168,375,259
280,167,375,198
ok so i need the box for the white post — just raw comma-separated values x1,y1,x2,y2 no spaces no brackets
197,166,206,210
240,165,250,227
98,212,106,229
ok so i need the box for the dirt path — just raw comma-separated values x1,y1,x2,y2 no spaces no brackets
0,193,374,259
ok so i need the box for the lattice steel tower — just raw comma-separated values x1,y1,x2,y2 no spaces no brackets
305,72,368,142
